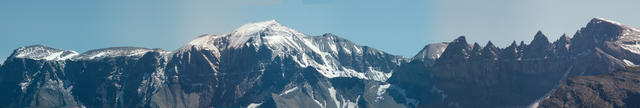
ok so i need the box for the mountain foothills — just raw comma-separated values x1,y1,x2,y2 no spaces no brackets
538,66,640,108
1,18,640,108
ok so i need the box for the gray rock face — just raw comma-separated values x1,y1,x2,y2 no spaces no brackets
0,46,170,108
523,31,553,59
538,67,640,108
389,18,640,108
553,34,571,57
0,20,407,108
1,18,638,108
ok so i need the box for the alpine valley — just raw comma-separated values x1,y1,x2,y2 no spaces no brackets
2,18,640,108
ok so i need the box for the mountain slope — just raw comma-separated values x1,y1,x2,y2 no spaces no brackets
0,20,407,108
164,20,407,108
2,18,639,108
538,66,640,108
389,18,640,108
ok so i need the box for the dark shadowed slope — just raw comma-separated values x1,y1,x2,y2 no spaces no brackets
538,66,640,108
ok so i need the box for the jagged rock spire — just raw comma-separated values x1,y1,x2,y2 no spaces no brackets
509,41,518,48
518,41,527,50
484,41,496,49
502,41,520,60
558,34,570,42
437,36,471,63
523,31,552,59
556,34,571,46
553,34,571,57
532,31,551,45
481,41,499,60
471,42,483,56
452,36,469,45
483,41,497,51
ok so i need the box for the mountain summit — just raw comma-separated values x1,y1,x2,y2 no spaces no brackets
0,19,410,108
9,45,78,61
391,17,640,108
2,18,640,108
230,20,304,37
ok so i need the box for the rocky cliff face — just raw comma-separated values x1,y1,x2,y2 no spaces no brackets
389,18,640,108
0,46,171,108
0,20,407,108
538,67,640,108
1,18,639,108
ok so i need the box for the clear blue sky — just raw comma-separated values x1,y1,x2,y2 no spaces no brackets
2,0,640,63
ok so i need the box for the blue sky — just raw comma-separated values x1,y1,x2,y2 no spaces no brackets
1,0,640,62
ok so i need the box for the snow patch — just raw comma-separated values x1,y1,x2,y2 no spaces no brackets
620,43,640,55
289,47,374,81
623,59,636,66
593,17,640,31
247,102,263,108
342,47,352,54
328,42,338,54
138,62,167,95
19,78,33,92
413,42,449,61
529,101,541,108
375,84,391,102
328,87,341,107
366,67,393,82
13,45,79,61
13,45,165,61
353,46,362,54
326,87,359,108
280,87,298,95
529,94,550,108
310,90,325,108
228,20,306,48
74,47,160,60
178,34,222,58
342,96,359,108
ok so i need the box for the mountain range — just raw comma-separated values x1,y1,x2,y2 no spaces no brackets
1,18,639,108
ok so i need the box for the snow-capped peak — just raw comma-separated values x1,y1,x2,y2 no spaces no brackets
413,42,449,61
590,17,640,32
175,20,403,82
10,45,173,61
73,47,157,60
179,34,222,51
11,45,78,61
588,18,640,55
230,20,304,38
227,20,307,48
179,20,309,51
177,20,309,54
